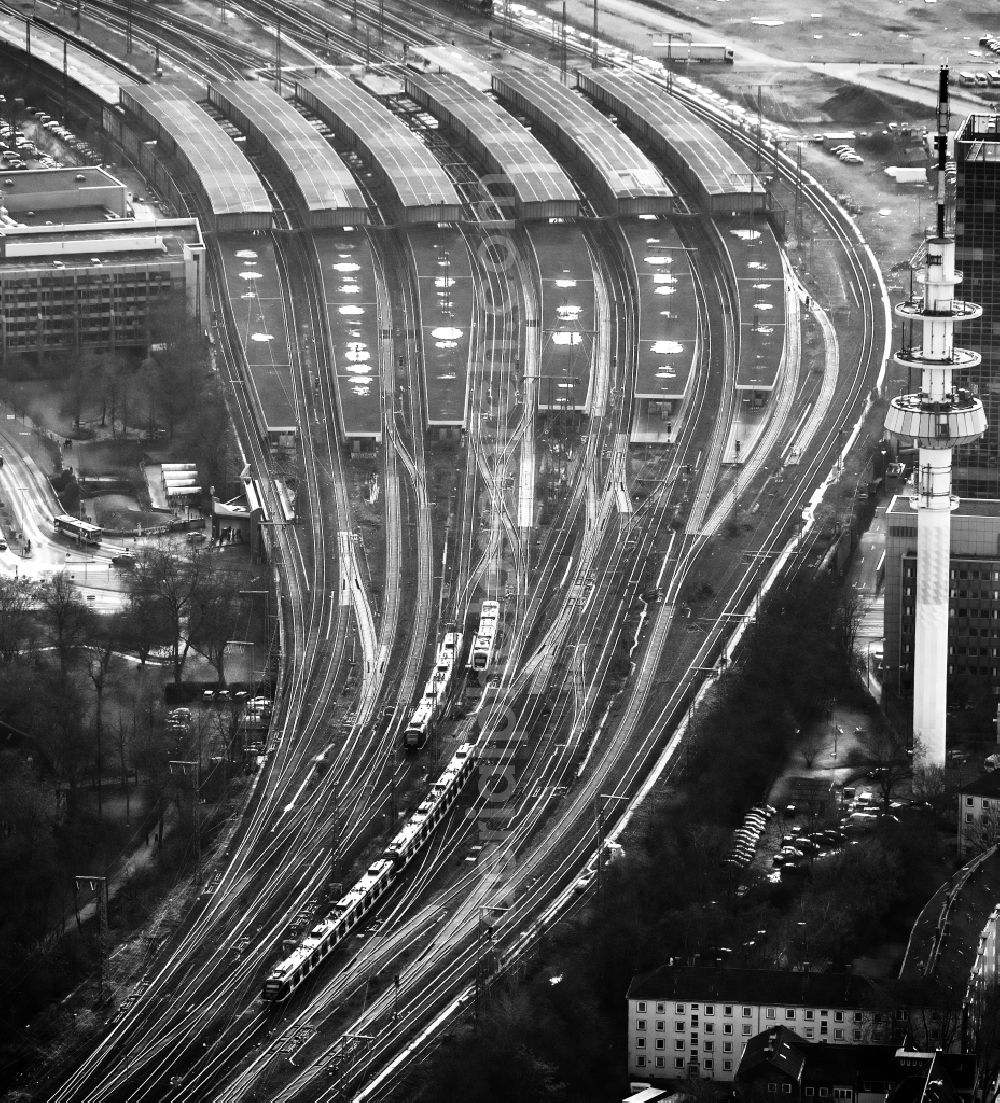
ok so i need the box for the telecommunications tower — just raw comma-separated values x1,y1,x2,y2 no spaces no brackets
883,67,987,767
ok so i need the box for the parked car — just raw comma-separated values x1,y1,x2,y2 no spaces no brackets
186,531,207,544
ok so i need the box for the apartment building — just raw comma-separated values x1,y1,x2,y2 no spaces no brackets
957,774,1000,855
626,966,952,1085
734,1027,977,1103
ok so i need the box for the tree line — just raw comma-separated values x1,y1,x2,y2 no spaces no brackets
0,548,258,1078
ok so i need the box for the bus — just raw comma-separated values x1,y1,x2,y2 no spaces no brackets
53,514,103,546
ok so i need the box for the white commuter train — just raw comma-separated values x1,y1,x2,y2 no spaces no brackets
403,630,463,751
262,742,477,1002
469,601,501,674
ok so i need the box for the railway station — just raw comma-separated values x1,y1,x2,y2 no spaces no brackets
723,218,787,404
527,222,595,414
407,227,473,437
119,85,272,232
404,72,579,221
575,70,769,216
215,234,297,451
621,221,698,442
206,80,368,229
0,9,138,110
491,69,674,217
295,75,462,225
315,230,383,452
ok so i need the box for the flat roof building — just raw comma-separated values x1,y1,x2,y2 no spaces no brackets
492,68,674,217
0,166,129,220
0,217,206,362
405,72,579,221
206,80,368,229
296,75,462,225
120,85,272,233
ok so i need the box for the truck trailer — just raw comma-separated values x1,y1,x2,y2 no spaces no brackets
656,41,734,63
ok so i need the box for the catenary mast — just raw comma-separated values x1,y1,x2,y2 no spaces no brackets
883,67,987,766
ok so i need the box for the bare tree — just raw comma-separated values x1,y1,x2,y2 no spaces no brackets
857,720,911,809
188,566,245,688
36,572,94,677
800,726,827,769
0,576,37,663
85,615,125,817
125,549,212,684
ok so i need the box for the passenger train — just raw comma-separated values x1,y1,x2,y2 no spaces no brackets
469,600,501,675
403,631,462,751
262,742,477,1002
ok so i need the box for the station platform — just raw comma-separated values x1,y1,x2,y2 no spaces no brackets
408,227,473,435
216,234,296,449
526,222,595,414
620,219,698,444
315,230,382,451
720,217,786,401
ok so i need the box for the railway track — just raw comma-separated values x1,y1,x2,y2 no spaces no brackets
25,2,892,1099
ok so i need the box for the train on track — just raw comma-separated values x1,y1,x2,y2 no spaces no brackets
469,600,501,676
403,631,463,751
262,742,477,1002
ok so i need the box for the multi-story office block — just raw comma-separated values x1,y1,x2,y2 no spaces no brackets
882,494,1000,712
953,113,1000,497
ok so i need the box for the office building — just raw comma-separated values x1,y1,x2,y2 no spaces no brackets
882,495,1000,715
0,217,205,361
953,113,1000,497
